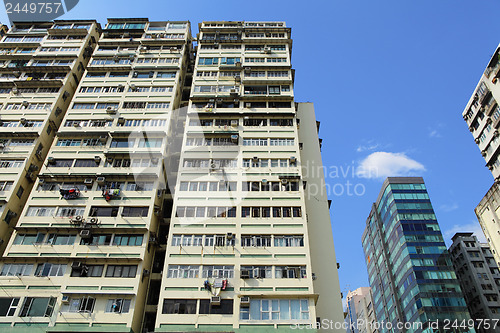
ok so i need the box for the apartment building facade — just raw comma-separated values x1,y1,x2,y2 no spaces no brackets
449,232,500,333
0,19,191,333
362,177,474,333
154,21,344,331
345,287,378,333
463,44,500,179
0,20,99,255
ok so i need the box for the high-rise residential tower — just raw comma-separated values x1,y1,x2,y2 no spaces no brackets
449,232,500,332
154,21,344,331
462,45,500,179
362,177,474,332
345,287,378,333
0,19,191,333
0,18,344,333
0,20,100,254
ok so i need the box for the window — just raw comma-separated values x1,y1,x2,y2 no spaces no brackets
26,206,56,217
202,265,234,278
275,266,307,279
112,234,143,246
167,265,199,278
71,264,103,277
162,299,197,314
241,266,272,278
199,299,233,314
56,206,85,217
74,159,99,167
64,297,95,313
89,206,119,217
35,263,66,277
105,299,131,313
110,139,135,148
240,299,309,321
156,72,176,78
80,234,112,246
20,297,56,317
105,265,137,278
122,207,148,217
0,298,19,316
242,235,272,247
274,236,304,247
0,263,33,276
138,138,163,148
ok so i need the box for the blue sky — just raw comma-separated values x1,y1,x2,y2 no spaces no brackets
2,0,500,307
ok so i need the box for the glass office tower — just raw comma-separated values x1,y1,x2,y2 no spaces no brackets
362,177,474,333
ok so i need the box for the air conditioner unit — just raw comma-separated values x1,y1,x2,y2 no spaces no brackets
210,296,221,305
235,76,241,82
71,261,82,269
252,156,259,162
169,47,177,53
244,67,251,73
89,218,99,224
130,84,137,91
235,61,241,67
210,163,217,169
281,179,288,185
117,84,124,89
233,98,239,103
154,206,161,216
20,118,27,124
139,46,148,53
230,88,237,95
290,156,297,163
143,269,150,276
11,87,18,94
245,103,252,108
73,122,80,127
84,178,93,185
263,47,271,54
99,136,108,143
94,156,101,163
22,100,29,107
61,295,70,303
106,156,113,163
38,178,45,184
240,296,250,307
47,157,56,164
96,176,105,184
106,106,117,114
240,270,250,279
261,179,268,184
117,117,125,125
123,32,130,38
80,229,91,238
226,232,233,240
208,98,215,103
231,135,238,141
231,120,238,127
216,98,223,103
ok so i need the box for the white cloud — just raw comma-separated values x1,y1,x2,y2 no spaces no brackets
429,129,441,138
356,152,426,179
356,143,380,153
439,202,459,212
443,222,487,245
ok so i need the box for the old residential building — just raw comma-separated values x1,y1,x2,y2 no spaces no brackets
449,232,500,333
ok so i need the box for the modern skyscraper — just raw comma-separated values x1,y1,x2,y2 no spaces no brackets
362,177,474,332
0,20,99,254
449,232,500,332
0,19,344,333
0,19,191,333
154,21,344,331
462,44,500,179
345,287,378,333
